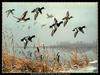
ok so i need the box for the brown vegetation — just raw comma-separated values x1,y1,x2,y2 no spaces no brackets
2,48,90,73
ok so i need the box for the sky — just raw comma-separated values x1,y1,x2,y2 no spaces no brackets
2,2,98,46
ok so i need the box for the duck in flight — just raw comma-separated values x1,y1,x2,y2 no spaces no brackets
72,26,86,38
5,9,15,17
31,7,45,20
62,11,73,27
21,35,36,49
13,11,30,22
47,13,53,18
49,18,63,36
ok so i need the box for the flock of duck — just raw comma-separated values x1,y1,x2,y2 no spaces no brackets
5,7,86,49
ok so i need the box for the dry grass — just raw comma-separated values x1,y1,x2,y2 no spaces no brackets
2,48,90,73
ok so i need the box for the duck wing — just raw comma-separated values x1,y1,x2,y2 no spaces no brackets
28,35,35,42
24,40,28,49
10,11,14,15
50,24,55,28
54,18,58,24
6,11,10,17
62,17,66,20
34,12,39,20
57,21,63,27
31,9,36,13
66,11,69,17
51,28,57,36
80,29,84,33
38,8,42,14
63,20,68,27
73,28,75,31
5,10,9,13
39,7,44,14
21,37,25,41
74,30,78,38
21,11,28,19
69,16,73,19
10,9,15,15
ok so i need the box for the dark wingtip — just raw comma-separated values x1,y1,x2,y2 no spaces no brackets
49,26,52,28
61,21,63,23
73,29,75,31
42,7,45,9
21,38,24,41
31,11,33,13
12,9,14,10
83,25,86,28
32,35,35,38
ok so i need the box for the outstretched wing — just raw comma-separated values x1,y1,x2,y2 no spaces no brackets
69,16,73,19
38,8,42,14
10,11,14,15
80,29,84,33
6,12,10,17
50,24,55,28
74,31,78,38
62,17,66,20
63,20,68,27
10,9,15,15
66,11,69,17
72,28,75,31
24,40,28,49
57,21,63,27
54,18,58,24
34,12,39,20
31,9,36,13
21,37,25,41
21,11,28,19
51,28,57,36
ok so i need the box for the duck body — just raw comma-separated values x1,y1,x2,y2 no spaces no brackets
73,26,86,38
21,35,35,49
31,7,45,20
62,11,73,27
50,18,63,36
13,11,30,22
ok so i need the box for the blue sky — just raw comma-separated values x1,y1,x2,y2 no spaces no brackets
2,2,98,46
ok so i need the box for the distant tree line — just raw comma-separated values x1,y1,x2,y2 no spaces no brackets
48,41,98,48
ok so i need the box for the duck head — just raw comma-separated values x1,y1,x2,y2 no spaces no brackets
83,26,86,28
41,7,45,9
